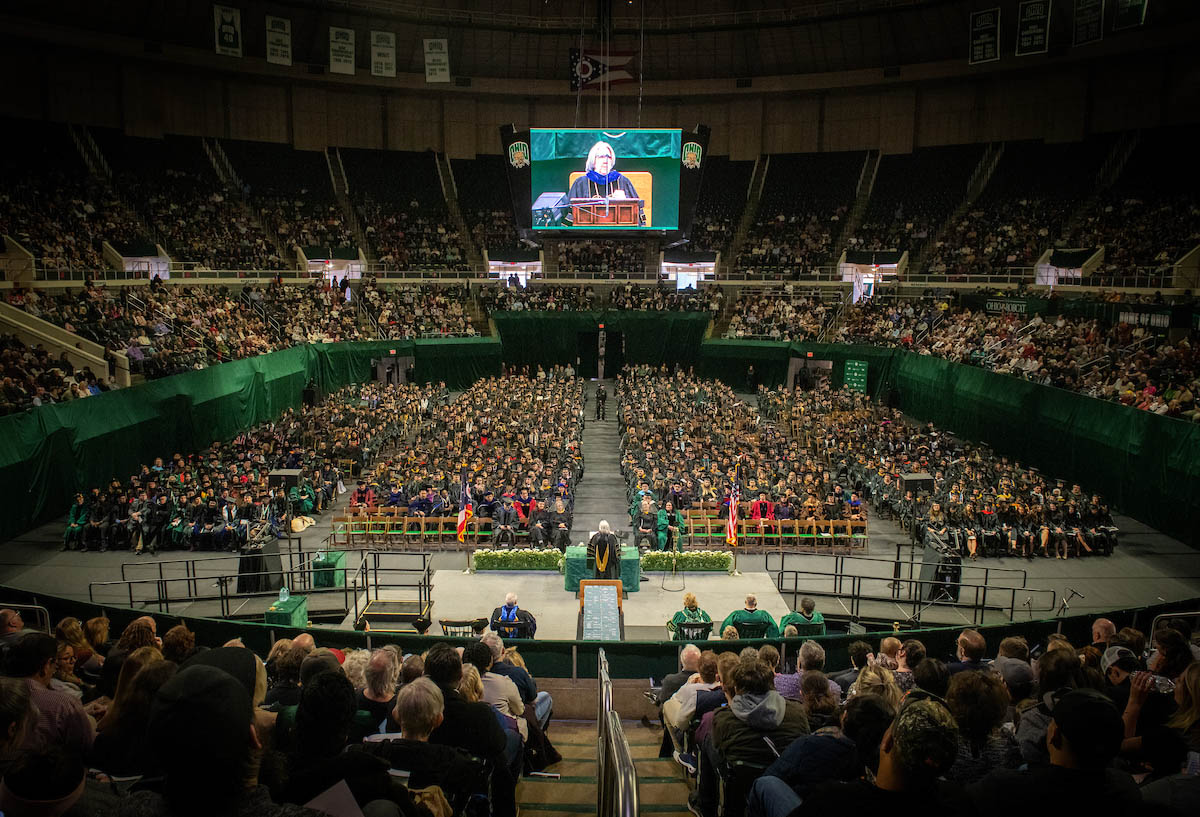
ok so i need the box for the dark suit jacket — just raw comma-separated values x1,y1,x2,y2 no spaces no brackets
491,660,537,703
490,607,537,638
429,684,508,762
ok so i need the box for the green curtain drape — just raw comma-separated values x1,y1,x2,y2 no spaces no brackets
0,338,499,543
491,311,710,371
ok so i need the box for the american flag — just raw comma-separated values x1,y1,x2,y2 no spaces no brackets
726,457,741,546
456,476,473,543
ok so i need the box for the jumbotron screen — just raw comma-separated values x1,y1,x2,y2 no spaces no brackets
530,128,683,231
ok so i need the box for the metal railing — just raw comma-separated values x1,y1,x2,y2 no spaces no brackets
597,649,639,817
88,547,432,623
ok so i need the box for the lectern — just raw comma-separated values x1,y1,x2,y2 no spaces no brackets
571,198,643,226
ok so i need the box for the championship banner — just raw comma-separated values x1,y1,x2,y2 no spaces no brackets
1073,0,1104,46
569,48,636,91
329,27,356,75
423,38,451,83
1113,0,1149,31
371,31,396,78
500,125,533,230
969,8,1001,65
265,16,292,66
1016,1,1051,56
213,5,242,58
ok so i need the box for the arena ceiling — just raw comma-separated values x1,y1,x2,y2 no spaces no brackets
7,0,1192,81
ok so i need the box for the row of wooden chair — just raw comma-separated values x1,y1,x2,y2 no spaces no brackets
330,513,531,550
681,510,868,551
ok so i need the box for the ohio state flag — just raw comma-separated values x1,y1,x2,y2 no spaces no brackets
569,48,636,91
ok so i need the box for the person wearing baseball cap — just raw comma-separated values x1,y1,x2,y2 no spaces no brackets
969,688,1141,814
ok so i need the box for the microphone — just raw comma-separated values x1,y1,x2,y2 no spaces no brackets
1023,597,1032,607
1066,587,1085,599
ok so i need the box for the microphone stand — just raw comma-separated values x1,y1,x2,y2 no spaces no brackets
1056,586,1083,618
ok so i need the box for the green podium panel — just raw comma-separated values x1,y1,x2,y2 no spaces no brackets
313,551,347,588
564,545,641,593
265,595,308,628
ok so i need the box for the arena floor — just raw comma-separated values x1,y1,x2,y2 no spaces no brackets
4,386,1199,631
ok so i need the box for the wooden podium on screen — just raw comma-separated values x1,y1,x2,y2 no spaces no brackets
570,199,643,226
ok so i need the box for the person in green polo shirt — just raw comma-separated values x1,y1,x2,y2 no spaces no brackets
779,596,826,635
719,594,779,638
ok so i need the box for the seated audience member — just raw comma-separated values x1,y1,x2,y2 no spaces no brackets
282,670,427,816
265,643,309,708
719,594,780,639
1166,662,1200,752
364,677,488,797
892,639,925,692
847,664,903,710
490,593,537,640
779,640,842,703
876,637,901,670
778,597,825,634
0,746,95,816
90,659,177,777
944,669,1020,784
9,634,95,757
0,609,37,653
800,672,840,730
970,689,1141,815
160,624,198,665
690,655,810,817
949,629,990,674
422,643,517,817
1017,648,1084,766
127,664,328,817
357,649,401,729
660,644,703,703
748,694,896,817
482,632,553,730
663,650,720,754
463,643,526,742
831,640,873,692
668,593,713,639
0,676,34,763
1092,617,1117,651
797,698,961,810
912,657,951,699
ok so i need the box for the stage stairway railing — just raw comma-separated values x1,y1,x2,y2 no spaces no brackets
88,548,432,622
764,550,1030,594
771,564,1057,626
597,648,640,817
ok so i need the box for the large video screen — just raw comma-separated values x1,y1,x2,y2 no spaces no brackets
530,128,682,230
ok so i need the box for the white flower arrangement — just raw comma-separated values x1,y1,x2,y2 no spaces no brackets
640,550,734,572
472,548,566,571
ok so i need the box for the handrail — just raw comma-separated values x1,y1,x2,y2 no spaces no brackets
771,566,1057,626
762,549,1029,587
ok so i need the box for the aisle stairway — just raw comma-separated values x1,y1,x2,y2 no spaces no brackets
569,382,627,538
516,720,690,816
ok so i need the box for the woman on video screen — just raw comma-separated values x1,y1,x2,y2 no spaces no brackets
567,141,646,225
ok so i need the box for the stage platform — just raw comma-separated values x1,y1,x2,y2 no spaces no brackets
346,569,797,641
4,497,1200,635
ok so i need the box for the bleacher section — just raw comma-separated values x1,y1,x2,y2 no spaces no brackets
689,156,755,254
925,136,1115,276
341,148,469,269
850,144,984,255
0,119,146,270
736,151,865,274
91,129,284,269
452,155,525,256
221,139,353,256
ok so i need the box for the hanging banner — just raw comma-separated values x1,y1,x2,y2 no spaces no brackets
424,38,451,83
213,5,243,58
1113,0,1149,31
1016,1,1051,55
1073,0,1105,46
265,16,292,66
969,8,1001,65
330,27,356,75
371,31,396,78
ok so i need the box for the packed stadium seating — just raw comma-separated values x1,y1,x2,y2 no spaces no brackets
736,151,865,275
341,148,470,270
